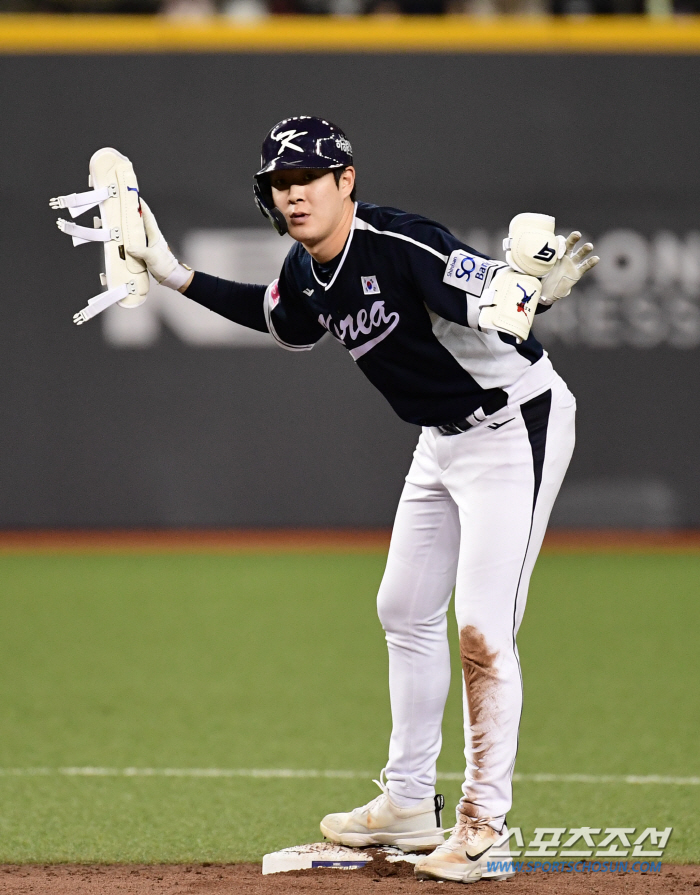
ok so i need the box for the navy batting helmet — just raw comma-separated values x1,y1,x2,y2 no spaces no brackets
254,116,353,235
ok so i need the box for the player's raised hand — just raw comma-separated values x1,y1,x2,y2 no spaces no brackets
540,231,599,304
126,198,176,282
127,199,192,290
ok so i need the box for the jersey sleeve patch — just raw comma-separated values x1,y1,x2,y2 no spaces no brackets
263,272,326,351
268,278,281,311
264,278,318,352
443,250,502,298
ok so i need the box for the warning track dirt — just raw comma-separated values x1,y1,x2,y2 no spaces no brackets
0,528,700,553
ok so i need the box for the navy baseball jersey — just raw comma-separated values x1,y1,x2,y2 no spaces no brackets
186,201,552,428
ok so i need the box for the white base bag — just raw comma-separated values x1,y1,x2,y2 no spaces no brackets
51,148,149,325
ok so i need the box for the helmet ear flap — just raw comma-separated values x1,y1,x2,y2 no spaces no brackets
254,177,288,236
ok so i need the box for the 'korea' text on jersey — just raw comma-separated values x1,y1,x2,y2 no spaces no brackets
184,201,556,428
263,202,552,427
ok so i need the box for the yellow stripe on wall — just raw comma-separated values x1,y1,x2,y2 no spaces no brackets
1,14,700,54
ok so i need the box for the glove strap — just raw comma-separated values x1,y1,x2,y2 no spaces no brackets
73,282,134,325
161,263,193,291
49,184,117,218
56,218,121,247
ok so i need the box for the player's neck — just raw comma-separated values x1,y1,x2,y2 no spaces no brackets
302,199,355,265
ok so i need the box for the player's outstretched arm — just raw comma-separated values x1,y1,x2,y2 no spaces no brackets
126,199,194,292
540,231,599,304
126,199,271,333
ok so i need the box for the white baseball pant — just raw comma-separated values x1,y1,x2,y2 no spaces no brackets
377,372,576,828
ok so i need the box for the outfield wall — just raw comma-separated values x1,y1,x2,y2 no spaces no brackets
1,20,699,527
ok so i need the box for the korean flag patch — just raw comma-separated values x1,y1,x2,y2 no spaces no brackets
443,250,501,298
361,275,380,295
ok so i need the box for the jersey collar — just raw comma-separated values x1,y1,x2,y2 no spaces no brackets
310,202,358,291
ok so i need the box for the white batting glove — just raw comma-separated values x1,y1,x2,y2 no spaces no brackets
540,231,599,305
127,198,192,290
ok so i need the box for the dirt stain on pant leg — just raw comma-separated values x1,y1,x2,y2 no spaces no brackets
459,625,499,820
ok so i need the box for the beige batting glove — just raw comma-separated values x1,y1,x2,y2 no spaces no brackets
127,198,191,290
540,231,599,304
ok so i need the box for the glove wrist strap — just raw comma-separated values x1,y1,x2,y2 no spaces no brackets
161,263,192,291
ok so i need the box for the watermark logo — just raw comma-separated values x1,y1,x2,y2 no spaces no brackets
486,826,672,874
513,826,672,857
487,859,664,874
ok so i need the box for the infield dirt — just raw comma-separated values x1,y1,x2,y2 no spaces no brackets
0,858,698,894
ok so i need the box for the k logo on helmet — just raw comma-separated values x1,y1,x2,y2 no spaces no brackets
271,128,309,155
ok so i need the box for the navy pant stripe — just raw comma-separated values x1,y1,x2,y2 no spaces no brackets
520,389,552,511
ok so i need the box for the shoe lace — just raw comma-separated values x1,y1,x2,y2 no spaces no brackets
352,768,390,817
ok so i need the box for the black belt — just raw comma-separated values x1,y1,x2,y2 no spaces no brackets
436,391,508,437
437,418,475,436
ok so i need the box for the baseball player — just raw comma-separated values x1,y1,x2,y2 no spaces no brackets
129,117,598,884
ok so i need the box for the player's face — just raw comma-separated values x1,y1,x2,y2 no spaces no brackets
269,167,355,245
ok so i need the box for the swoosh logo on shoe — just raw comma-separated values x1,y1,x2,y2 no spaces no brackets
465,846,493,862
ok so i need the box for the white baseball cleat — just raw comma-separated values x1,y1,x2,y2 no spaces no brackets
414,816,515,883
319,772,445,853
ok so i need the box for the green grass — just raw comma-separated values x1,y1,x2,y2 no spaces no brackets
0,551,697,863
